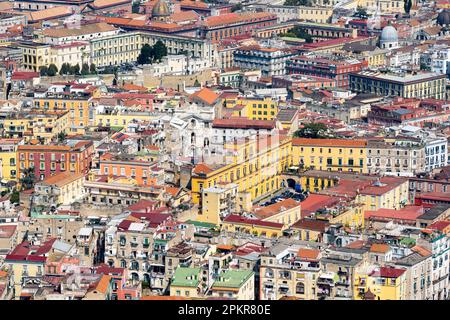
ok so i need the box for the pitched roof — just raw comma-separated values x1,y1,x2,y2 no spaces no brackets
254,198,300,220
26,6,73,23
190,87,219,105
42,22,117,38
291,218,329,232
39,172,84,187
89,0,131,9
369,243,390,254
193,163,212,175
297,248,320,261
223,214,284,229
371,267,406,279
94,274,111,294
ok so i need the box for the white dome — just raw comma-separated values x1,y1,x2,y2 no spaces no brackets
380,25,398,42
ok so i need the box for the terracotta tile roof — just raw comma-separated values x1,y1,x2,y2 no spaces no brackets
223,214,284,229
254,198,300,219
345,240,366,249
297,248,320,261
0,225,17,238
371,267,406,279
190,87,220,105
203,12,274,28
193,163,212,175
122,83,148,92
299,194,341,218
40,172,84,187
369,243,390,254
411,245,432,257
292,138,367,148
179,0,208,9
169,10,199,22
428,220,450,232
365,206,423,222
43,22,117,38
94,274,111,294
291,218,329,232
90,0,131,9
26,7,73,23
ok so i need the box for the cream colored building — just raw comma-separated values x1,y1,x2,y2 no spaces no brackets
34,172,85,207
260,245,321,300
49,42,90,71
210,270,255,300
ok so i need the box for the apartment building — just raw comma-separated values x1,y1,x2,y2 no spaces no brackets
367,138,426,177
291,138,368,173
17,141,94,181
191,134,292,205
259,244,321,300
349,71,447,100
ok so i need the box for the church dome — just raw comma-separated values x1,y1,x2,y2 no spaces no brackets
380,25,398,42
152,0,170,17
437,10,450,26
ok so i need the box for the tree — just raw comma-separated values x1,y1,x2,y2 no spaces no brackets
39,66,48,76
354,6,368,19
404,0,412,14
231,3,242,12
10,190,19,204
282,26,313,43
19,167,36,191
132,0,140,13
193,79,201,87
90,63,97,74
284,0,311,5
152,40,167,62
294,123,332,139
57,132,66,142
47,64,58,76
71,63,80,75
81,63,90,75
137,44,153,65
59,63,71,75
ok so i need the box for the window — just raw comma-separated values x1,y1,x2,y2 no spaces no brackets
296,282,305,294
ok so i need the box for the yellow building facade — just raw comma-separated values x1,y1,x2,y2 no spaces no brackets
354,266,407,300
0,138,22,181
226,97,279,121
191,134,292,205
3,111,70,144
33,97,91,133
292,138,368,173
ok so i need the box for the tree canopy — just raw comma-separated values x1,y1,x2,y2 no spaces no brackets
284,0,312,5
281,26,313,43
47,64,58,76
137,41,168,65
404,0,412,14
294,123,333,139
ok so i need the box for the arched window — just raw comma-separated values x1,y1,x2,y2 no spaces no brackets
296,282,305,294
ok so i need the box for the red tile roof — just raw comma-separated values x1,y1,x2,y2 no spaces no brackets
299,194,341,218
223,214,283,229
371,267,406,279
190,87,220,105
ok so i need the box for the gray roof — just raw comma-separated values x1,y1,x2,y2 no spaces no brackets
395,252,428,266
417,204,450,221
